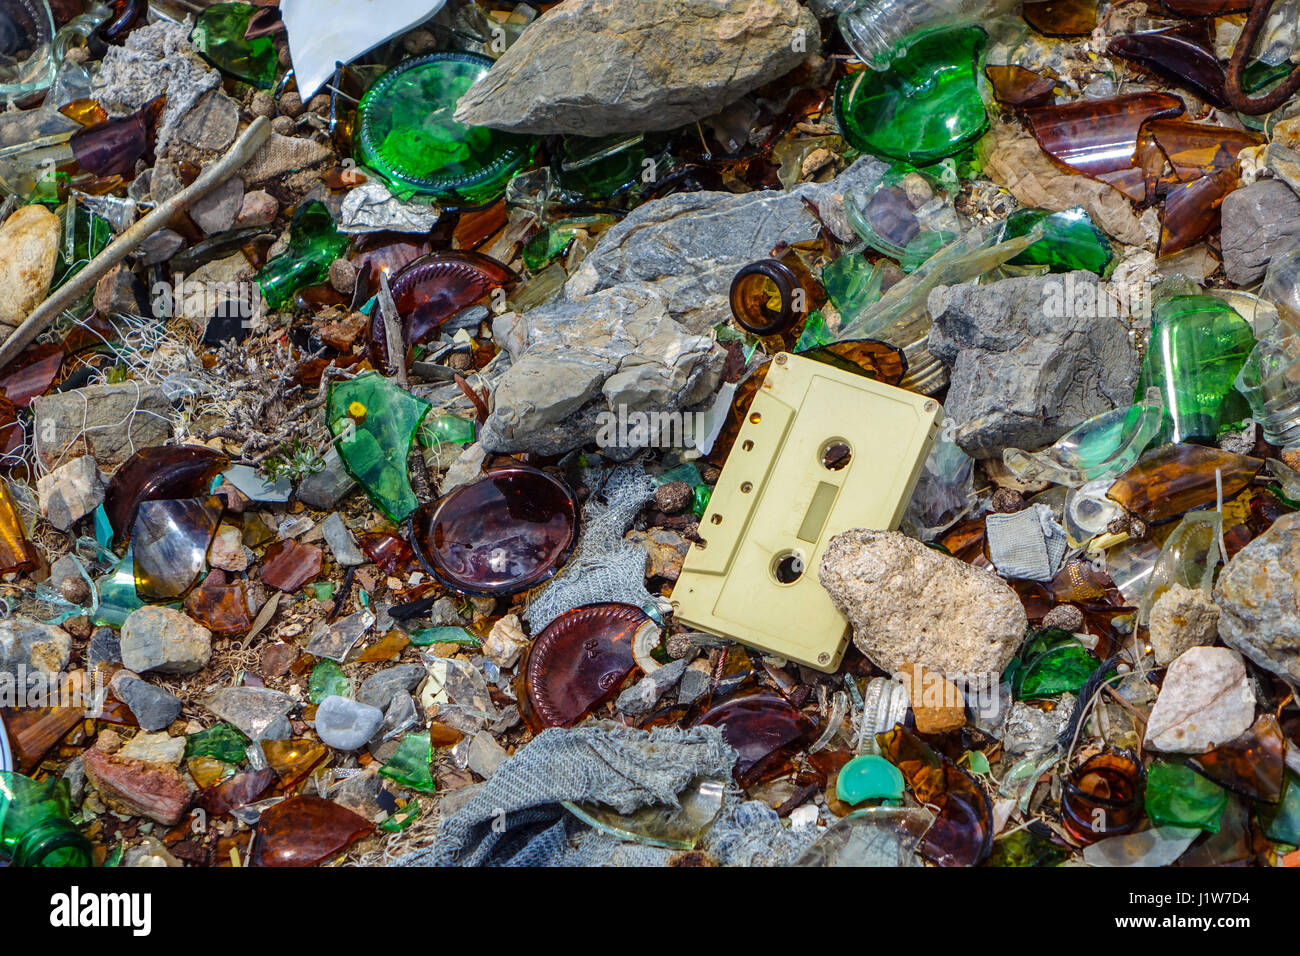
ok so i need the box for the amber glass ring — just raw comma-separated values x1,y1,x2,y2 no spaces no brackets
729,259,805,335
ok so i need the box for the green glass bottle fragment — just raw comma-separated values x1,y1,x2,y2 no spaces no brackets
0,772,93,866
520,216,616,271
52,201,112,291
556,133,661,199
379,731,435,794
421,413,476,448
190,3,279,89
1011,629,1099,700
1002,207,1114,276
836,753,906,806
355,52,535,205
833,26,990,165
185,723,249,764
256,200,350,310
1258,771,1300,845
1145,762,1228,833
1136,294,1256,444
308,660,352,704
1002,387,1163,487
409,625,480,647
92,548,143,629
327,372,431,523
820,255,886,327
691,485,711,518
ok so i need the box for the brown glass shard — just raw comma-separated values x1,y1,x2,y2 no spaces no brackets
876,724,992,866
519,603,646,731
200,768,277,818
1022,93,1185,202
1159,169,1237,255
259,539,324,593
1147,120,1264,181
0,478,37,574
1107,444,1263,523
986,65,1058,109
1023,0,1099,37
184,570,255,636
691,689,817,789
1108,30,1228,108
249,795,372,867
262,738,329,790
1189,713,1286,804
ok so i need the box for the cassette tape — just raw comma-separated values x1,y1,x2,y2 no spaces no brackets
672,352,943,673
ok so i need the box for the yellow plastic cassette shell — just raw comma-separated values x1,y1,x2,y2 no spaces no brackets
672,352,943,673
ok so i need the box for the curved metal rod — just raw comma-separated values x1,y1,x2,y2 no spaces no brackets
1226,0,1300,114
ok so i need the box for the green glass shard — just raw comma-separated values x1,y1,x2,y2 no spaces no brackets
256,200,350,310
53,201,113,291
379,731,435,794
691,485,712,518
795,310,834,351
308,660,352,704
379,802,421,833
1145,762,1228,833
190,3,279,89
1137,294,1256,444
820,255,886,327
327,372,431,523
833,26,990,165
408,625,480,647
1011,629,1100,700
1003,207,1114,276
421,413,477,448
1003,387,1164,487
92,548,142,629
1258,771,1300,845
185,723,249,764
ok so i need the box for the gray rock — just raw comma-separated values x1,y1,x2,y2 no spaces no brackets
455,0,818,136
33,382,174,470
1220,179,1300,286
36,456,105,530
62,757,86,804
170,88,240,157
0,617,71,682
466,730,508,779
296,447,356,509
319,512,366,566
120,606,212,676
819,529,1028,677
481,286,725,455
677,664,712,706
1145,646,1255,753
1148,584,1219,666
88,627,122,674
616,657,690,716
440,442,487,494
135,228,186,266
1215,512,1300,681
205,686,295,740
315,695,384,751
110,673,182,732
357,664,427,710
188,175,245,235
427,597,466,627
927,271,1140,459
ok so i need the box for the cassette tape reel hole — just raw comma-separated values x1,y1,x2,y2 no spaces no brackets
819,440,852,471
772,550,806,585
